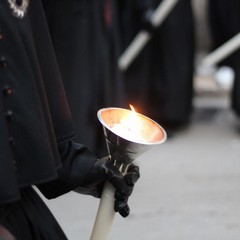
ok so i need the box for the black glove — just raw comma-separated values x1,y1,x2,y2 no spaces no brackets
37,141,140,217
75,156,140,218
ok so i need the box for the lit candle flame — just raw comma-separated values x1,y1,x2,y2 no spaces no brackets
129,104,135,112
110,105,147,143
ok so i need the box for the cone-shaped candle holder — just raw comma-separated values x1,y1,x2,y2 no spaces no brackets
90,107,167,240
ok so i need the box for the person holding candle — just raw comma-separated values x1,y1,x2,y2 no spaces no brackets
0,0,140,239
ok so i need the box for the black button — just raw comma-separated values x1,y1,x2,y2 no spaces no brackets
5,110,14,120
0,56,7,68
9,137,16,147
3,85,13,96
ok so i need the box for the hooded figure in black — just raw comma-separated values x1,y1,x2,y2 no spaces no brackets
118,0,195,132
42,0,126,157
0,0,139,238
208,0,240,119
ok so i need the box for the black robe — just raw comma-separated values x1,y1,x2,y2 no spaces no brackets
0,0,97,238
0,0,73,204
42,0,126,156
118,0,195,128
208,0,240,117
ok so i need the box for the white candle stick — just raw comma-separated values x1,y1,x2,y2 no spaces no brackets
201,32,240,67
90,163,128,240
91,107,167,240
118,0,179,71
89,182,116,240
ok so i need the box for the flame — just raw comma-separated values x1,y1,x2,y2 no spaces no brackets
129,104,136,112
110,104,147,142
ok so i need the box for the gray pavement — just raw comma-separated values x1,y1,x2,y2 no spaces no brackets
40,91,240,240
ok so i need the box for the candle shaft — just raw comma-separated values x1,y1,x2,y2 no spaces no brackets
90,182,116,240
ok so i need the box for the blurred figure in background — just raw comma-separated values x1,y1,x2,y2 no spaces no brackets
42,0,126,156
118,0,195,135
208,0,240,120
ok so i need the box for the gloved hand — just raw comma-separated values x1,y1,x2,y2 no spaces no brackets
37,141,140,217
75,156,140,218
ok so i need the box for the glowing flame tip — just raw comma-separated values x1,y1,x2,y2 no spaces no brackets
129,104,136,112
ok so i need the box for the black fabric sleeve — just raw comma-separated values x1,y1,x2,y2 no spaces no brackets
36,141,97,199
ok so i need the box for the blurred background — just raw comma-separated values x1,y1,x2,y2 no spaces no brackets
40,0,240,239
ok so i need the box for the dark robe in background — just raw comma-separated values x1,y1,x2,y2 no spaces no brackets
208,0,240,118
42,0,126,156
118,0,195,130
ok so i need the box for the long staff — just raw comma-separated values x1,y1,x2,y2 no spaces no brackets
118,0,179,71
201,32,240,67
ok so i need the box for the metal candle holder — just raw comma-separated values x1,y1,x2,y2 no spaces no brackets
90,107,167,240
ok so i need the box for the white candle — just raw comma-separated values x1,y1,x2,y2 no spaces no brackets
90,107,167,240
89,182,115,240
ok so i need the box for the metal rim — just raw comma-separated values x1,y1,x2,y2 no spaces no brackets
97,107,167,145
